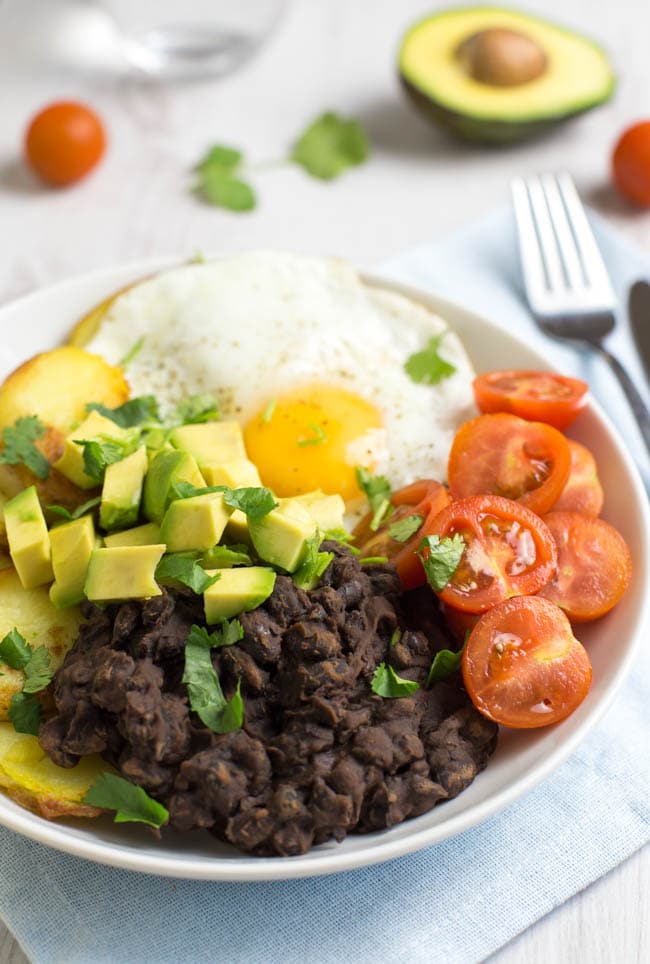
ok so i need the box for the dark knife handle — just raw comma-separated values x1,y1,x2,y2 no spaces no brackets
592,342,650,457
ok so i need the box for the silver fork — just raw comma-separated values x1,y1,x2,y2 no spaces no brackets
512,172,650,455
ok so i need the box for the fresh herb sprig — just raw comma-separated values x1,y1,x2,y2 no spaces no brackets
182,624,244,733
418,534,465,592
83,772,169,828
0,416,50,480
0,628,55,735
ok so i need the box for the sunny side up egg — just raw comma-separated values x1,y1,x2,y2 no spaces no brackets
85,253,476,511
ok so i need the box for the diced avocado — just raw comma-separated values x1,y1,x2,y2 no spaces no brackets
103,522,161,548
203,566,276,622
248,499,318,573
3,486,53,589
399,8,615,144
201,457,261,488
292,491,346,532
160,493,232,552
49,515,95,609
224,509,251,547
100,446,148,532
170,421,246,471
142,450,205,523
84,544,165,601
53,411,131,490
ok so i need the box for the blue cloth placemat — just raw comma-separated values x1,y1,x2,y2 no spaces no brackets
0,208,648,964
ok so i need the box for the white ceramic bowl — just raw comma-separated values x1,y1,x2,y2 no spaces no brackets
0,257,647,881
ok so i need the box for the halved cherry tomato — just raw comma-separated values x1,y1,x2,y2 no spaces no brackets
354,479,449,589
462,595,592,728
425,494,557,613
25,101,106,186
552,441,604,516
441,603,480,644
448,413,571,515
473,370,588,430
540,512,632,621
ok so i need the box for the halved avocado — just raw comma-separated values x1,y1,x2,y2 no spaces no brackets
399,7,615,144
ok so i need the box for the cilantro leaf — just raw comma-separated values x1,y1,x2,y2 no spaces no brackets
182,624,244,733
404,334,456,386
195,145,243,176
82,772,169,828
356,467,393,532
419,534,465,591
182,620,243,650
22,646,54,694
200,545,252,568
75,433,140,483
197,166,256,212
0,628,31,670
8,692,41,735
426,644,465,687
173,393,219,425
47,495,102,522
388,514,423,543
0,416,49,480
293,533,334,590
86,396,160,429
155,554,221,594
291,112,369,180
371,663,419,699
169,481,277,520
323,527,359,554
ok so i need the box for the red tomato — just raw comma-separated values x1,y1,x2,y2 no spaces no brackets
552,440,604,516
25,101,106,186
612,121,650,206
448,413,571,516
353,480,449,590
425,494,557,613
441,603,480,644
539,512,632,621
462,595,592,728
473,370,588,430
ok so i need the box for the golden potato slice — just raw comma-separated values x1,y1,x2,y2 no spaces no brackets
0,567,83,720
67,279,143,348
0,346,129,435
0,724,105,819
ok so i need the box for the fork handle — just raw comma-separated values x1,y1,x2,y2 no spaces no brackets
590,342,650,456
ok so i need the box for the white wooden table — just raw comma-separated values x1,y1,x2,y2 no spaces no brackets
0,0,648,960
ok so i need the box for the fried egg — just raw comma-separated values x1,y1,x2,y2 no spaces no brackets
85,253,476,506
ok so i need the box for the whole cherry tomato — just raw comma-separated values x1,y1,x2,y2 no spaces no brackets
25,101,106,186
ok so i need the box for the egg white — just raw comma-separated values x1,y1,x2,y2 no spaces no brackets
85,253,477,491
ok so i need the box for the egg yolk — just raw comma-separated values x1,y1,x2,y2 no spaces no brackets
244,383,384,501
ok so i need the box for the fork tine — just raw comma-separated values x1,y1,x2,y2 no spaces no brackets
556,172,615,300
540,173,584,290
526,175,566,293
511,177,549,305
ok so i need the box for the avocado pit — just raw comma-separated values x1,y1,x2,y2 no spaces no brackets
456,27,548,87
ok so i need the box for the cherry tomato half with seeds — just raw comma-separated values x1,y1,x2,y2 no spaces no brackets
473,370,588,430
25,101,106,187
539,512,632,621
353,479,449,590
551,440,604,517
425,494,557,613
462,595,592,728
448,413,571,516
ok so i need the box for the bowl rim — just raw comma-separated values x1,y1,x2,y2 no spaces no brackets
0,254,647,881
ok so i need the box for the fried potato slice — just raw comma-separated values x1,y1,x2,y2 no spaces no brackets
0,567,83,720
0,724,106,819
0,345,129,435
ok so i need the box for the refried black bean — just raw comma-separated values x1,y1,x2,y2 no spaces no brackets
38,542,498,856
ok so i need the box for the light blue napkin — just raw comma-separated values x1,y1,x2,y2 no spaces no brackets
0,208,648,964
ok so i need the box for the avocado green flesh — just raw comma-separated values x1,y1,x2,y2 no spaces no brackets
399,7,615,142
203,567,276,622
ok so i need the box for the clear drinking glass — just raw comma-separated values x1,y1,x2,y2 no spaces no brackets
98,0,288,80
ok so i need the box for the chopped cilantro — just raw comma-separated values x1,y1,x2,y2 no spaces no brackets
173,393,220,425
75,433,141,483
9,692,42,735
404,333,456,386
118,337,145,369
155,554,220,594
418,534,465,592
426,642,466,687
0,416,49,480
293,533,334,590
297,422,327,447
82,772,169,828
182,624,244,733
291,112,369,180
0,631,55,727
0,628,31,670
200,545,252,568
356,467,392,532
184,620,243,650
22,646,54,694
371,663,419,699
47,495,102,522
194,145,256,212
359,555,389,565
261,398,276,424
196,145,243,176
86,396,160,428
389,628,402,648
387,514,423,543
170,481,277,520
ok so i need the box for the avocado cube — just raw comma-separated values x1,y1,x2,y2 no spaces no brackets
3,486,53,589
103,522,162,548
203,566,276,622
292,491,346,532
100,446,148,532
53,411,131,490
49,515,95,609
224,509,251,546
143,450,205,523
248,499,318,573
84,544,165,601
170,421,246,471
201,458,261,488
160,493,232,552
